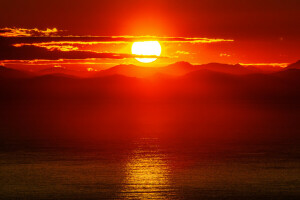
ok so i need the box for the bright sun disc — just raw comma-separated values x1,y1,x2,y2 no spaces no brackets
132,41,161,63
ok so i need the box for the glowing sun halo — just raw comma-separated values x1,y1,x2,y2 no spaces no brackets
132,41,161,63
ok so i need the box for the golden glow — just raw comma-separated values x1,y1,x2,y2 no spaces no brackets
120,138,172,199
131,41,162,63
239,63,290,68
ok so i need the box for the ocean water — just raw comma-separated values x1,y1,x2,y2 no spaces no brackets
0,138,299,200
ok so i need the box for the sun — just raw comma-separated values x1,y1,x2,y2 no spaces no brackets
131,41,161,63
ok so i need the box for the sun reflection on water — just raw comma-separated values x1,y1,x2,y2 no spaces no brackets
120,138,175,200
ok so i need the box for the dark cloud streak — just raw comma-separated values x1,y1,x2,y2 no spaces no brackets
0,32,231,61
1,36,233,45
0,44,161,60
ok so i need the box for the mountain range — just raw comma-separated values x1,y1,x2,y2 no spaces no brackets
1,60,298,79
0,60,299,144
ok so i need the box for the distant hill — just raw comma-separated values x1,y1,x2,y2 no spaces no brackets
1,60,299,80
272,68,300,84
38,66,93,77
199,63,257,75
161,61,196,76
94,64,161,78
0,65,34,79
1,61,300,143
286,60,300,69
94,61,257,78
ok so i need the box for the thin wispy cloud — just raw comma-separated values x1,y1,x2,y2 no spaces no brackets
0,28,234,44
0,28,60,37
176,51,190,55
239,63,290,68
3,36,234,45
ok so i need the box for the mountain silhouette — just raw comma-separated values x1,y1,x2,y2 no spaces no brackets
199,63,258,75
93,61,258,78
0,65,34,79
161,61,196,76
94,64,160,78
273,68,300,84
0,60,300,144
38,66,94,77
2,61,292,80
286,60,300,69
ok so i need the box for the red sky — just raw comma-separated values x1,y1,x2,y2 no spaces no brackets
0,0,299,69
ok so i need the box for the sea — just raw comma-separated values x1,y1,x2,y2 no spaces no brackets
0,138,299,200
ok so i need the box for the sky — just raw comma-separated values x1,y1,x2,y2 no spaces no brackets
0,0,299,70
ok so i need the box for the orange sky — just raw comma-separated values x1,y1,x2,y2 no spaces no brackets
0,0,299,70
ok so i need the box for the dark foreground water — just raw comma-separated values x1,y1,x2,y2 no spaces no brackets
0,138,299,200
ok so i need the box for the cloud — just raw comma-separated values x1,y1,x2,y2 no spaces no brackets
239,63,290,68
176,51,190,55
220,53,231,57
0,28,233,62
0,35,233,61
0,28,60,37
13,43,79,52
0,28,234,45
1,59,104,65
3,36,233,45
0,45,161,61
